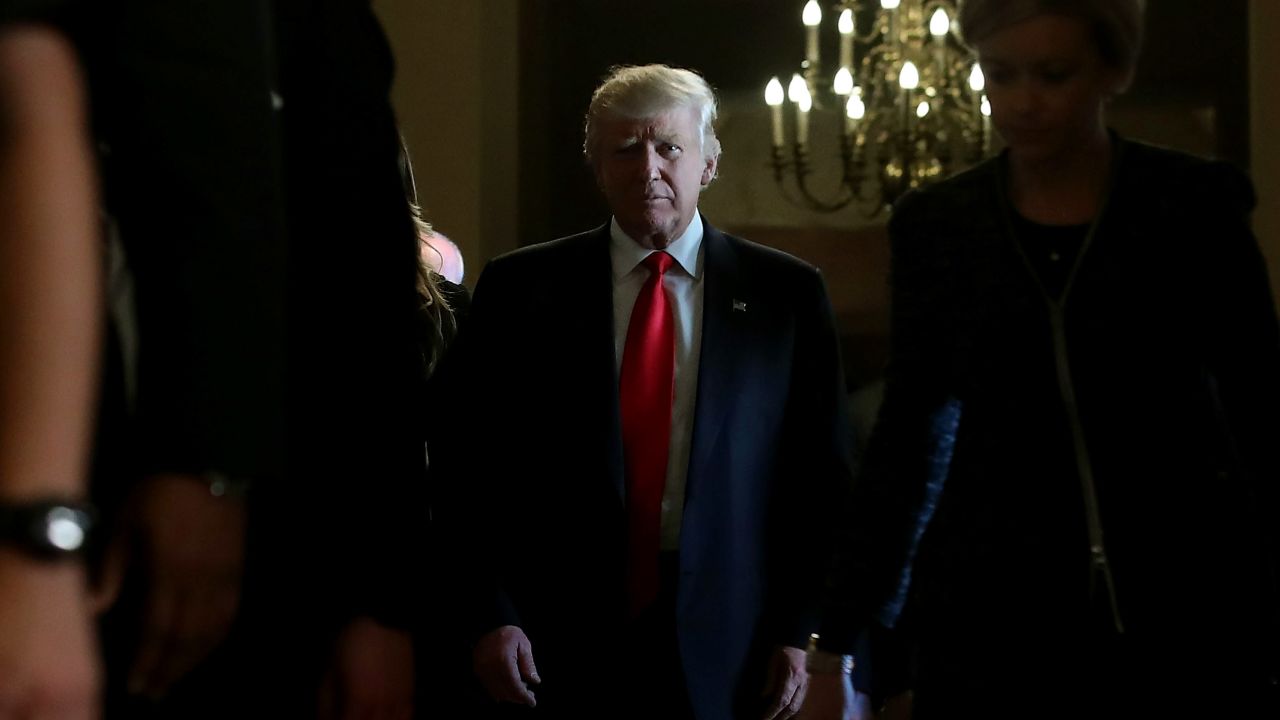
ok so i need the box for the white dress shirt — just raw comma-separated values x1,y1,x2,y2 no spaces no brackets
610,213,705,550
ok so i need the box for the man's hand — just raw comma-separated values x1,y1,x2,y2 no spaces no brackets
97,474,245,699
0,553,100,720
799,670,875,720
473,625,539,707
318,617,414,720
762,646,808,720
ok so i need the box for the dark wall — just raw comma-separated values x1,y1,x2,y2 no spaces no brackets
1127,0,1250,166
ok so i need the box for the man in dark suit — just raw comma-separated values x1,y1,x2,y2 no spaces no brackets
434,64,853,720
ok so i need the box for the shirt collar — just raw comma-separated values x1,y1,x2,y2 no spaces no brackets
609,211,704,282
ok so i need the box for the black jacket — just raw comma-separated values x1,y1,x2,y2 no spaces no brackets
821,139,1280,658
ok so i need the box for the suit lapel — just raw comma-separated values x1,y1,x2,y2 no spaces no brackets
685,222,743,493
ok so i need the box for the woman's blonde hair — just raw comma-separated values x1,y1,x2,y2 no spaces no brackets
958,0,1145,71
398,138,456,376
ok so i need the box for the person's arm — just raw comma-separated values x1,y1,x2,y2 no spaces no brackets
772,267,856,646
1197,164,1280,627
0,23,101,719
806,192,956,720
817,192,956,655
318,617,415,720
757,266,855,720
429,257,537,707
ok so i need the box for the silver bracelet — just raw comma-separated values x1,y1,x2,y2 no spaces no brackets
807,649,855,675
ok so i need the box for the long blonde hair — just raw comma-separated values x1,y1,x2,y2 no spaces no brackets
399,138,457,376
412,206,457,376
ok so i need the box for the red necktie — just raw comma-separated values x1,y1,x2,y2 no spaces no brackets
619,251,675,617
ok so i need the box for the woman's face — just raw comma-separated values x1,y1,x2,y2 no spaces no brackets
975,14,1128,164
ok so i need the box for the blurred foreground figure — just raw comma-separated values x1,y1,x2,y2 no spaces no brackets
67,2,434,718
0,13,101,720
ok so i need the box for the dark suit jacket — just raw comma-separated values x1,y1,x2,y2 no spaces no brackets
434,218,853,720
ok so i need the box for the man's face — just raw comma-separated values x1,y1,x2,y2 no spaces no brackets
593,106,717,249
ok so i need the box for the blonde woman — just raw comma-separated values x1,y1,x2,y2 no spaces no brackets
806,1,1279,717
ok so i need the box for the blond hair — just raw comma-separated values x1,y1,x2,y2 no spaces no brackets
958,0,1145,71
582,64,721,170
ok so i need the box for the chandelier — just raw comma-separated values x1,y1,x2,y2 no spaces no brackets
764,0,991,215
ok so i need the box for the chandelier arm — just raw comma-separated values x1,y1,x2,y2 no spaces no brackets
793,173,859,213
864,44,895,64
773,173,858,214
857,194,889,219
851,25,884,45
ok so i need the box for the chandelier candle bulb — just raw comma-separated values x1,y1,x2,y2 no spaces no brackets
797,90,813,147
980,94,992,153
888,2,901,54
899,60,920,90
838,9,855,71
765,77,785,148
803,1,822,68
788,73,807,103
930,8,949,79
834,67,854,96
891,15,898,54
929,8,949,37
846,92,866,133
849,87,866,113
969,64,985,92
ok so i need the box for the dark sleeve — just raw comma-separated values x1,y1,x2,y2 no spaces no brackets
765,267,857,649
429,258,524,642
274,0,427,629
818,191,960,654
87,0,286,481
1197,165,1280,580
